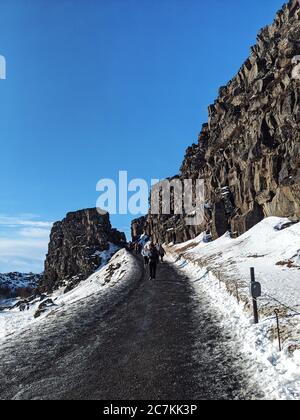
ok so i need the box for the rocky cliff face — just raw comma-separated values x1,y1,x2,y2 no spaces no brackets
42,209,126,292
131,216,148,242
136,0,300,244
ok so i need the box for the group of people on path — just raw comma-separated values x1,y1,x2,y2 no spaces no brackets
126,241,161,281
141,242,165,281
127,238,165,280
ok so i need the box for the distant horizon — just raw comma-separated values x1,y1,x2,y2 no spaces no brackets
0,0,285,273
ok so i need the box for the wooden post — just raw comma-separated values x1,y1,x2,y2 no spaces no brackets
235,282,240,305
251,267,259,324
274,309,282,352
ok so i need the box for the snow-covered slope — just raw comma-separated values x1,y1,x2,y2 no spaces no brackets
167,217,300,399
172,217,300,312
0,249,141,341
91,242,121,270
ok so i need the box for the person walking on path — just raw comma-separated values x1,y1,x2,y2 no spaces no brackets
156,244,165,262
134,242,142,255
148,243,160,281
141,245,150,268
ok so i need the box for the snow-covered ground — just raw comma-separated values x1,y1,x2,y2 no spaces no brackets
0,249,141,342
167,217,300,400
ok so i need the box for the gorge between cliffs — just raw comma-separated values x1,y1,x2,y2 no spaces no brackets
1,0,300,402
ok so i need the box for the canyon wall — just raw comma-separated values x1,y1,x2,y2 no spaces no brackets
134,0,300,244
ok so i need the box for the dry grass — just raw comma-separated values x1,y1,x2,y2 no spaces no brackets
276,260,300,269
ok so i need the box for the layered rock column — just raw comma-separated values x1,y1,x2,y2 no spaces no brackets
42,209,126,292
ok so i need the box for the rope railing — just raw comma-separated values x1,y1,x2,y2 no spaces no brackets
170,249,300,351
213,267,300,351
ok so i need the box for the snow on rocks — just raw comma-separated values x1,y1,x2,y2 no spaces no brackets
91,242,121,269
0,272,41,298
167,217,300,399
292,63,300,81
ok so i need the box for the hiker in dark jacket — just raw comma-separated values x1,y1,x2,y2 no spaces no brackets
156,244,165,262
134,242,141,255
148,243,160,280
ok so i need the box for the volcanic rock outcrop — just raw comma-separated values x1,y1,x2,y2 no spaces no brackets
42,209,126,292
131,216,149,242
135,0,300,244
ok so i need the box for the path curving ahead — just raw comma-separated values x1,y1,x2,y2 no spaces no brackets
0,257,261,400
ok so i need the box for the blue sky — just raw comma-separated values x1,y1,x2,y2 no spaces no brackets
0,0,285,273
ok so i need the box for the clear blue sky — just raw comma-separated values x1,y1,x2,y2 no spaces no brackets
0,0,285,273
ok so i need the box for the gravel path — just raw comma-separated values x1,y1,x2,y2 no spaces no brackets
0,258,261,400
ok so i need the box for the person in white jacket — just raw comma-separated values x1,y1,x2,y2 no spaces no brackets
141,245,150,267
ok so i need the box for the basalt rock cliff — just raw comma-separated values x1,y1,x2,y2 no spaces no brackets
134,0,300,244
131,216,148,242
41,209,126,292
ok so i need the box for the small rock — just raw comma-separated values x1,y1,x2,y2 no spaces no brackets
38,298,55,310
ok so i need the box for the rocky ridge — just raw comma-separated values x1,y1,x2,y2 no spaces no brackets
134,0,300,245
41,209,126,292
